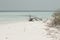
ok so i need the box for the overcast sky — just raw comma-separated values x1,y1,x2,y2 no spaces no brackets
0,0,60,11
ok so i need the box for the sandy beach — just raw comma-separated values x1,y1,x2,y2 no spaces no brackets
0,20,60,40
0,21,54,40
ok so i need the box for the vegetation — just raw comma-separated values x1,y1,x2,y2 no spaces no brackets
52,11,60,26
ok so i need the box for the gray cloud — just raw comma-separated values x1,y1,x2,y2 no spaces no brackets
0,0,60,11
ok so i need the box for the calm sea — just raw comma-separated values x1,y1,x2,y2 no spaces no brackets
0,12,53,23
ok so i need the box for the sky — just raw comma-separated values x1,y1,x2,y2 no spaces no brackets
0,0,60,11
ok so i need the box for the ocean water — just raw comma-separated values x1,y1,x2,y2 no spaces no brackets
0,12,53,23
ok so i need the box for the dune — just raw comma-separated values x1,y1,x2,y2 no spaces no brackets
0,20,60,40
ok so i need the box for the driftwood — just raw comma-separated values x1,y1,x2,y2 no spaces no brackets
28,15,42,21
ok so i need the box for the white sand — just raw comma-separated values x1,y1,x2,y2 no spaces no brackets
0,21,60,40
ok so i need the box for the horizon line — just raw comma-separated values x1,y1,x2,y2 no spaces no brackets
0,10,58,12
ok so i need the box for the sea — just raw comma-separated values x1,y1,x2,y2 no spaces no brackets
0,12,53,24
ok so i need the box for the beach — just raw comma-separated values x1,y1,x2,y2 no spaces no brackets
0,12,60,40
0,21,56,40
